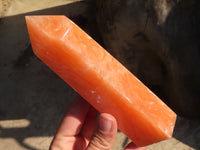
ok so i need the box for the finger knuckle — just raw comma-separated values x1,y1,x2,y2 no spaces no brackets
89,134,112,150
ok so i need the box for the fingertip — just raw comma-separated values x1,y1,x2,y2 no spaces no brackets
98,113,117,134
86,113,117,150
56,94,91,137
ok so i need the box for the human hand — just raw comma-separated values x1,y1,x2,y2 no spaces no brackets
50,95,146,150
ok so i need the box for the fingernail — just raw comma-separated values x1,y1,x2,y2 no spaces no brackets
98,115,113,133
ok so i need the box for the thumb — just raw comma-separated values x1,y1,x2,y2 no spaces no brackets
86,113,117,150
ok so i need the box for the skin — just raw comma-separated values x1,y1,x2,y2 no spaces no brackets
50,95,147,150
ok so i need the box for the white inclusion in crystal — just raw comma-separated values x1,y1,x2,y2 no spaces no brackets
159,101,165,106
97,96,101,103
55,27,59,31
127,97,131,103
149,102,154,105
91,90,96,94
61,28,70,40
123,94,132,103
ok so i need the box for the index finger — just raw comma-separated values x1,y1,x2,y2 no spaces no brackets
56,95,91,137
